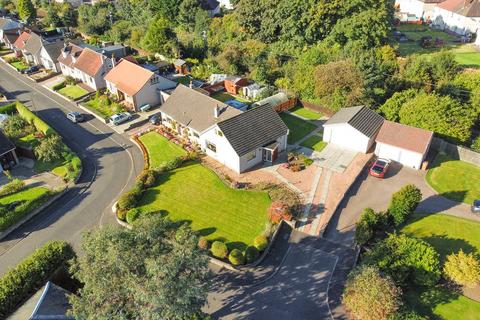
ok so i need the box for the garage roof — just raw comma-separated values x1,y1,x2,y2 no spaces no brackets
323,106,384,138
376,121,433,154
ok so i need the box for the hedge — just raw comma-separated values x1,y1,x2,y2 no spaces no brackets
15,102,56,136
388,184,422,226
253,235,268,251
229,249,245,265
126,208,141,224
245,246,259,264
211,241,228,259
52,81,66,91
0,241,75,318
0,102,16,114
0,179,25,197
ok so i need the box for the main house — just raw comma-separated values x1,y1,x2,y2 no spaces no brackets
159,85,289,173
71,47,113,90
104,59,177,111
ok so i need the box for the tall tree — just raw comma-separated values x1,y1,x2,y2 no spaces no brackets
444,250,480,288
142,14,178,56
69,215,211,319
178,0,201,31
17,0,36,23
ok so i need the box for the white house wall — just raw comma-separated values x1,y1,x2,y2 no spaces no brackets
395,0,438,19
375,142,424,169
39,47,58,72
432,7,480,35
201,125,243,173
323,124,373,153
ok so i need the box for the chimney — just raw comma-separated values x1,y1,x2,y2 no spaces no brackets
214,105,221,118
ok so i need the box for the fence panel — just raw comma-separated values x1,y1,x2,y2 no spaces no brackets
431,137,480,166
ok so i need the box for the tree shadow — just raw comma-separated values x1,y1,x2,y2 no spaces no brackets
421,234,477,262
405,285,460,320
417,191,468,213
197,227,216,237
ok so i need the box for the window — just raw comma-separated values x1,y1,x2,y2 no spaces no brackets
247,150,256,161
206,141,217,153
216,129,223,137
150,76,159,85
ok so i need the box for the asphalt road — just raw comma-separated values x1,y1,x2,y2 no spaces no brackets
0,62,144,274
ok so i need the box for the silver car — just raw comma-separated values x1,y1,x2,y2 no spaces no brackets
67,111,84,123
109,112,132,126
472,200,480,214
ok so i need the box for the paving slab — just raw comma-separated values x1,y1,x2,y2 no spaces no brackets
312,145,358,173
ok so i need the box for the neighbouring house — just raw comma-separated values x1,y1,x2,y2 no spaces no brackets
100,44,128,59
1,29,21,50
224,76,249,95
322,106,384,153
22,32,43,66
12,31,31,57
243,83,266,100
159,85,289,173
104,59,177,111
0,18,21,48
218,0,233,9
209,73,227,85
72,48,113,90
9,281,74,320
252,92,289,110
375,120,433,170
432,0,480,36
39,40,64,72
395,0,446,20
173,58,189,75
57,42,84,78
200,0,221,16
0,130,18,172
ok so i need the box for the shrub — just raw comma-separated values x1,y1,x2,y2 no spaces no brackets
210,241,228,259
268,201,292,224
126,208,141,224
198,237,209,250
65,76,76,85
15,102,55,136
253,235,268,251
0,179,25,197
471,136,480,152
304,158,314,166
388,184,422,226
0,241,75,318
444,250,480,288
0,102,16,114
2,115,32,138
117,186,143,211
343,266,401,320
136,169,156,189
117,209,127,221
245,246,259,264
34,134,64,162
228,249,245,265
355,208,380,246
52,81,66,91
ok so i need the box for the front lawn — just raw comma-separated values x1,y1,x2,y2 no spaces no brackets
138,162,271,250
57,85,89,100
0,186,53,230
426,154,480,204
84,94,125,118
290,106,322,120
280,112,318,144
139,132,187,168
10,60,29,71
300,134,327,152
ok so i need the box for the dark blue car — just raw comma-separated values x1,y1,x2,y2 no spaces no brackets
21,65,39,74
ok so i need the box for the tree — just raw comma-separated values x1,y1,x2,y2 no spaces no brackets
69,215,211,319
150,0,182,23
45,5,62,28
379,89,419,122
77,2,115,35
430,51,459,82
355,208,381,246
364,233,441,286
343,266,401,320
142,15,178,56
34,134,63,162
444,250,480,288
178,0,201,31
17,0,36,23
388,184,422,226
59,3,77,27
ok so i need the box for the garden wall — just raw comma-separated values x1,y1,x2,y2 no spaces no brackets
431,137,480,166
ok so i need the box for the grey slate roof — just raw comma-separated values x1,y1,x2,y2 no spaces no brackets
0,18,21,30
42,40,64,62
0,130,15,156
173,59,186,66
323,106,384,138
23,32,43,55
217,104,288,156
159,85,242,133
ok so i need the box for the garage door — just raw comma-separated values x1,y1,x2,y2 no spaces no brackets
375,143,422,169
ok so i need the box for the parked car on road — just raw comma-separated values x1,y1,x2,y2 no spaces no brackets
472,200,480,213
21,65,39,74
66,111,84,123
369,158,391,179
149,113,161,125
109,112,132,126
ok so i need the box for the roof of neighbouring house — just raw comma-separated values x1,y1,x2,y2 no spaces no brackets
225,75,246,84
57,42,84,67
323,106,384,138
23,32,43,55
73,48,106,77
217,104,288,156
0,17,21,30
13,31,31,50
438,0,480,17
376,120,433,154
200,0,220,10
252,92,288,108
42,40,64,62
0,130,16,156
159,84,242,133
104,59,155,96
3,29,20,45
173,58,186,66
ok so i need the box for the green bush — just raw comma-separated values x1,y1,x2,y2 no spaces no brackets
355,208,381,246
388,184,422,226
228,249,245,265
253,235,268,251
126,208,141,224
15,102,55,136
0,103,17,114
52,81,66,91
34,134,64,162
0,179,25,197
136,169,156,189
471,136,480,152
117,209,127,221
65,76,76,85
210,241,228,259
0,241,75,318
117,186,143,211
2,115,33,138
245,246,260,263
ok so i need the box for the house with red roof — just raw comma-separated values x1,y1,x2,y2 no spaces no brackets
432,0,480,36
12,31,31,57
104,59,177,111
72,48,113,91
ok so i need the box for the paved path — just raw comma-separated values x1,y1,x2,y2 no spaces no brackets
0,61,144,274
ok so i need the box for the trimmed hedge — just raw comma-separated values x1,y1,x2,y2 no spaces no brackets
126,208,141,224
52,81,66,91
0,102,16,114
253,235,268,251
211,241,228,259
15,102,56,136
245,246,260,263
229,249,245,265
0,179,25,197
0,241,75,318
388,184,422,226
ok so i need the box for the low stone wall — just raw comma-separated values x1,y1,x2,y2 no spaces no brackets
431,137,480,166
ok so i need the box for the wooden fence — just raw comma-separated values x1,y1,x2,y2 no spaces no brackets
274,97,335,117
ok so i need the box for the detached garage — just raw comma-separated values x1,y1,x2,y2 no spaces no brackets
375,121,433,170
323,106,384,153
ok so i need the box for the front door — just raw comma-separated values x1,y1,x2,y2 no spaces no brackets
263,149,272,162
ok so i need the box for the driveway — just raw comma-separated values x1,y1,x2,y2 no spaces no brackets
297,144,358,173
324,162,476,247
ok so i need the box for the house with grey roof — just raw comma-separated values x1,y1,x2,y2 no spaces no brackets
39,40,64,72
0,18,22,49
22,32,43,66
159,85,289,173
322,106,384,153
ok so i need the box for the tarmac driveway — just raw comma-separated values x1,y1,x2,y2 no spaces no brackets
324,161,476,247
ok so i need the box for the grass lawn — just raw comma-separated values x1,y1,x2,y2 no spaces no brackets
0,186,52,230
426,154,480,204
300,134,327,152
85,95,125,118
139,132,187,168
174,76,191,86
211,92,250,103
280,112,318,144
290,106,322,120
10,61,29,71
138,162,271,250
57,85,88,100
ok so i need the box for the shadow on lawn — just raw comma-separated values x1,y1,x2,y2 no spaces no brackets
421,234,477,261
405,284,461,320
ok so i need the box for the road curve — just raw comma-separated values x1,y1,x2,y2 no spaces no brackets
0,62,144,274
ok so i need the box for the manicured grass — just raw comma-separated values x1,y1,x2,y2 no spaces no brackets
139,132,187,168
211,92,250,103
85,95,125,118
10,61,29,71
0,186,52,230
290,106,322,120
300,134,327,152
454,51,480,67
57,85,88,100
138,162,271,250
401,212,480,261
280,112,318,144
426,154,480,204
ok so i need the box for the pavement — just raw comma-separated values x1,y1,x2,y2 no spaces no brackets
0,60,144,274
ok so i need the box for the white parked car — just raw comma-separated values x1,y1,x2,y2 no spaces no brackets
109,112,132,126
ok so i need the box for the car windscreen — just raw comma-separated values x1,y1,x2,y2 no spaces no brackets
376,160,387,167
372,166,384,173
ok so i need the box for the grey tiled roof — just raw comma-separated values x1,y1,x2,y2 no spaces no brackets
0,131,15,156
43,40,64,62
23,32,43,55
324,106,384,138
217,104,288,156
